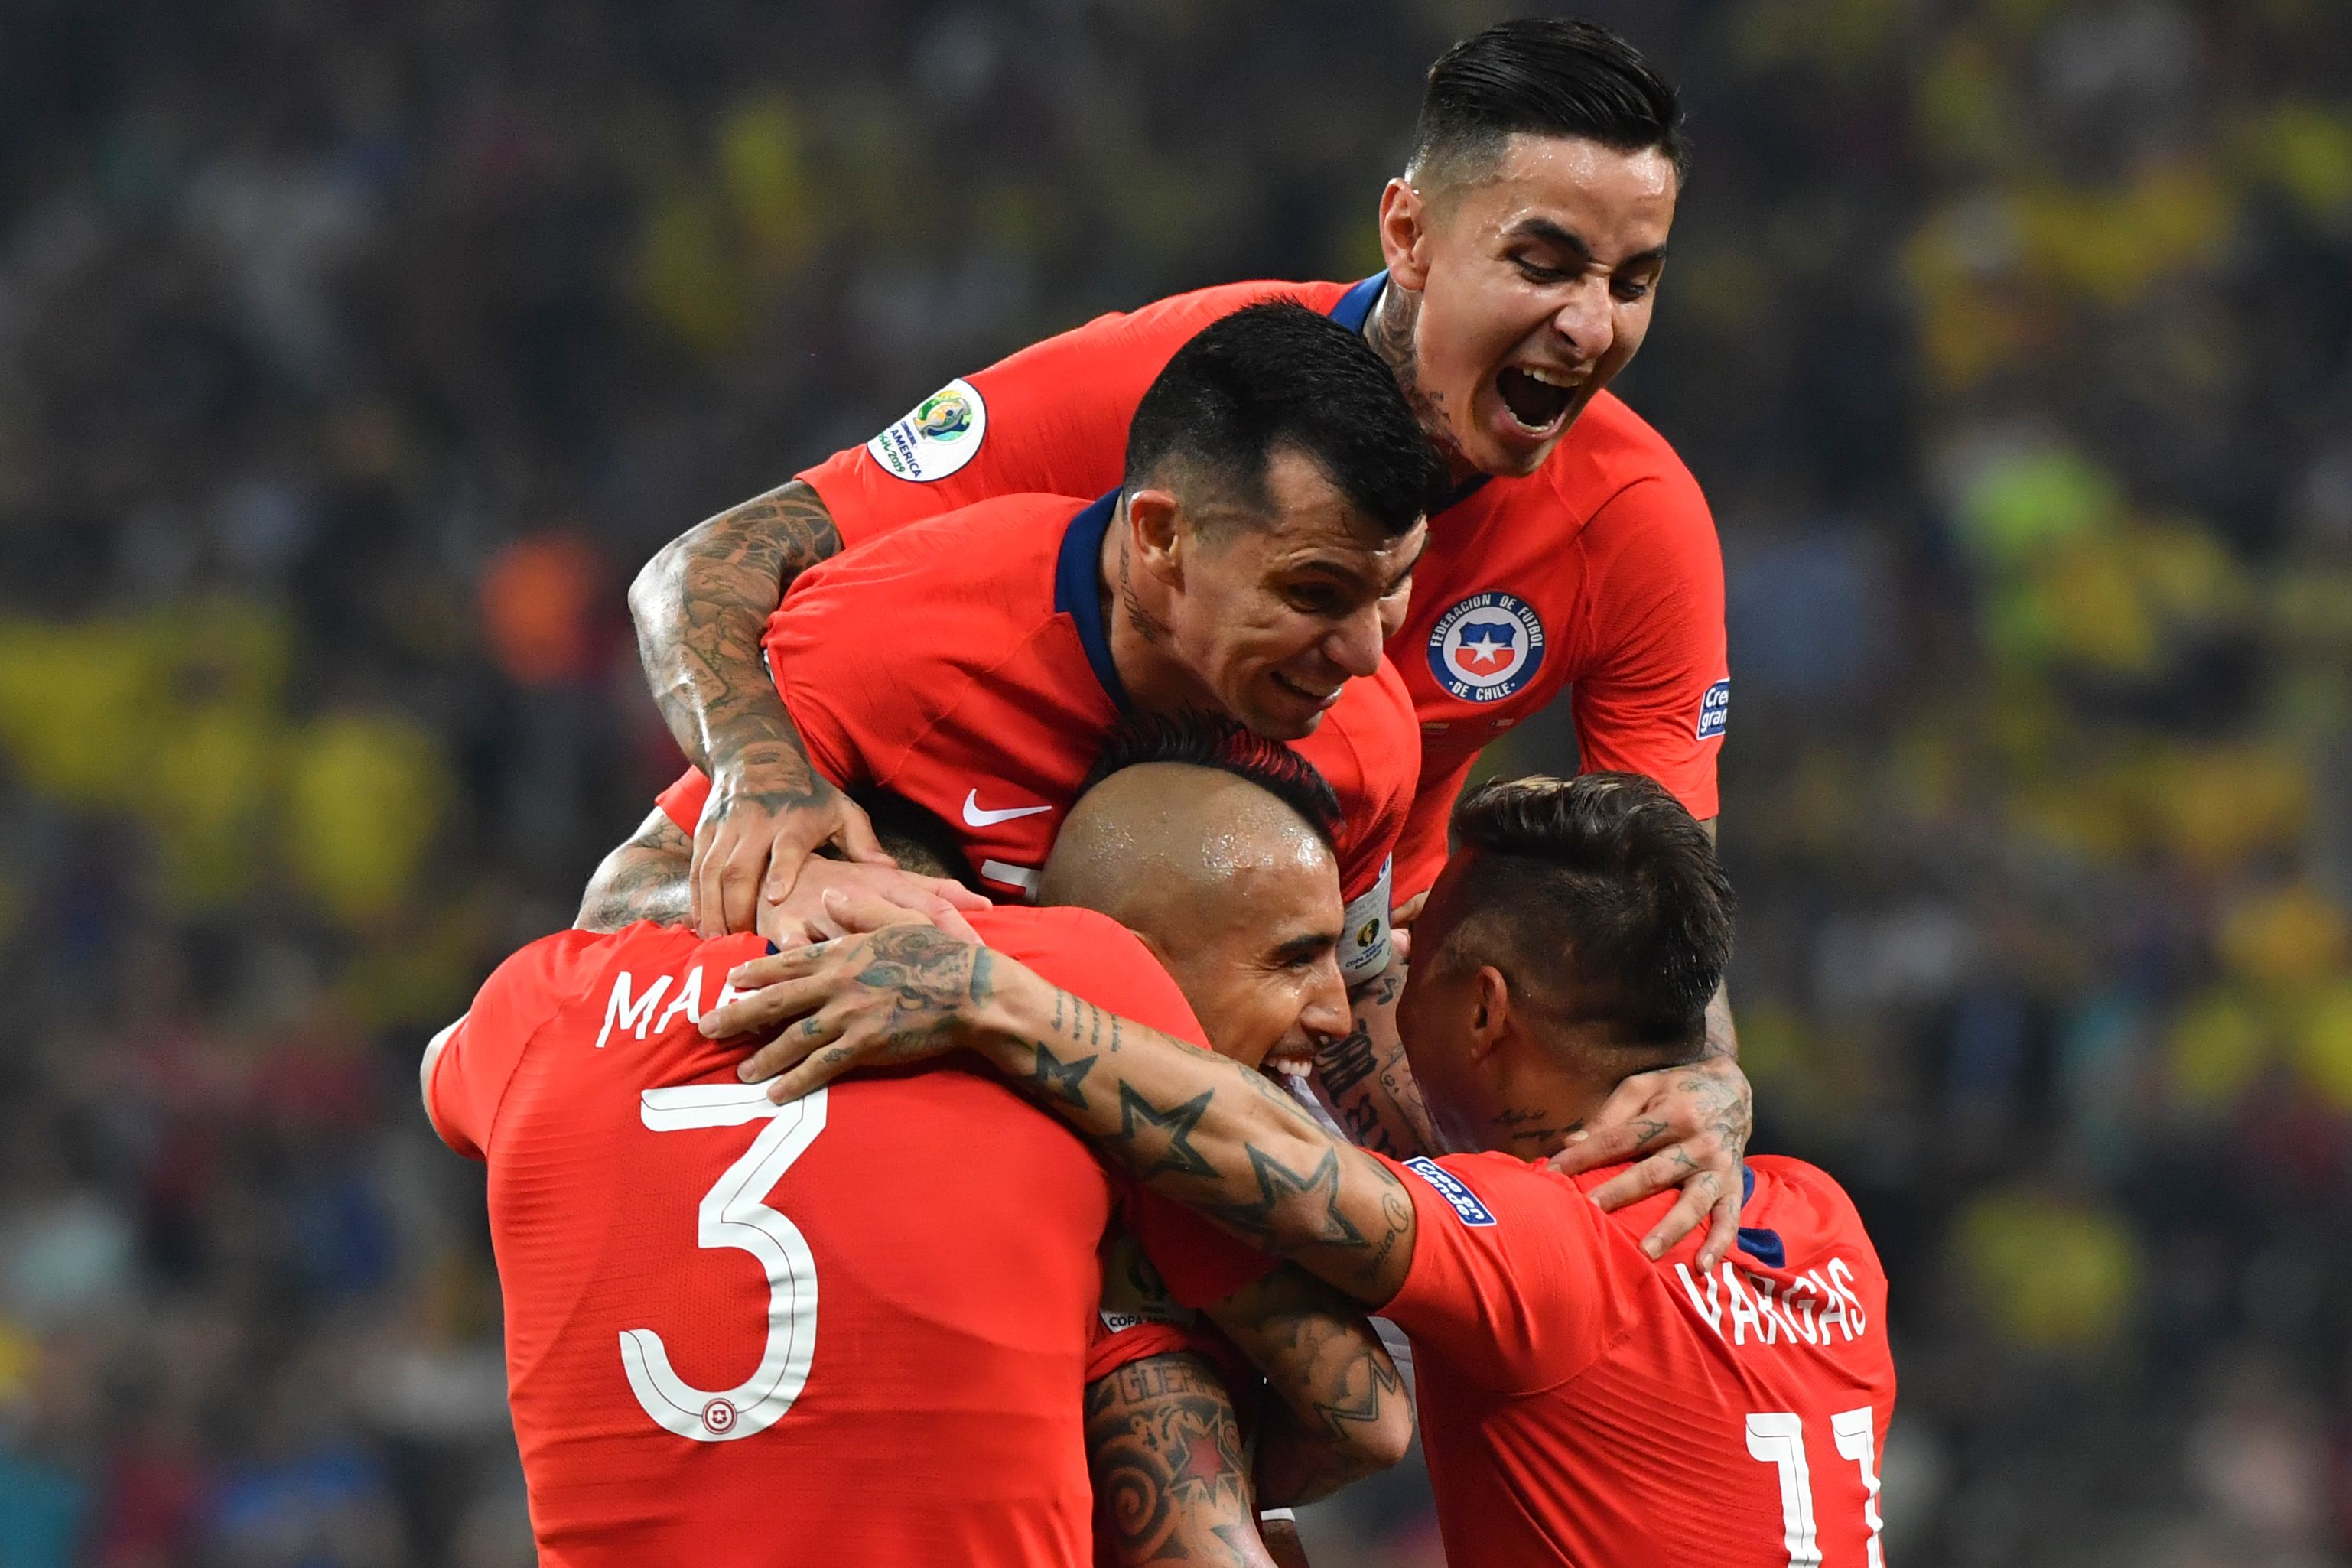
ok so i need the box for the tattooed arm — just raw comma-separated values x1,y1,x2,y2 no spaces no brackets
1086,1352,1277,1568
1306,955,1433,1159
711,922,1421,1307
629,480,895,935
1205,1267,1411,1506
575,809,693,932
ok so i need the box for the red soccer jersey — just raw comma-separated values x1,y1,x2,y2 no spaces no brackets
426,906,1219,1568
798,275,1729,899
1374,1152,1895,1567
656,489,1420,979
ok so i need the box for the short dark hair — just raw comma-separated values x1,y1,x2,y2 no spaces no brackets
1124,302,1447,539
1081,713,1342,852
1443,772,1732,1048
1412,18,1690,187
844,787,986,894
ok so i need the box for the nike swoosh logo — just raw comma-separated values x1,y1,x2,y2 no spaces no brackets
963,790,1055,828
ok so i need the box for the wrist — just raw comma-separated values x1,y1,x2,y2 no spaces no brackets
967,958,1055,1069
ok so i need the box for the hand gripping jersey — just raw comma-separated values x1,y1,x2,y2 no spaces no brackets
425,906,1229,1568
799,275,1729,899
657,490,1420,979
1375,1152,1896,1567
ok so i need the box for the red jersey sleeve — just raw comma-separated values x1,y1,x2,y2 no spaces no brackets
655,766,710,838
796,283,1344,550
425,927,611,1161
1568,473,1728,821
1377,1153,1650,1397
1121,1185,1280,1309
1391,749,1475,906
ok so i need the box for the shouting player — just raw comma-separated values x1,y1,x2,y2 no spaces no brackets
715,773,1898,1567
625,16,1752,1261
426,787,1410,1565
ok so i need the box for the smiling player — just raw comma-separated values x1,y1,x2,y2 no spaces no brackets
595,302,1441,1018
626,16,1751,1262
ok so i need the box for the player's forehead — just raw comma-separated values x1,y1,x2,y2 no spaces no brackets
1196,848,1344,952
1209,448,1426,581
1441,132,1677,258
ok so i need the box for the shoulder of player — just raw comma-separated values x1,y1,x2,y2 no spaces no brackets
977,906,1212,1049
1394,1150,1605,1232
1537,392,1716,545
1745,1155,1877,1254
792,493,1075,588
1111,278,1348,333
1304,660,1418,786
779,494,1079,655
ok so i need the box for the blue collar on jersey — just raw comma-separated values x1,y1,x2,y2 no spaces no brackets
1056,490,1130,708
1737,1164,1786,1269
1328,271,1387,332
1323,272,1490,512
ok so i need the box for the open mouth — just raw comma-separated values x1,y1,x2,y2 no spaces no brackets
1264,1049,1314,1080
1271,670,1342,710
1496,366,1578,433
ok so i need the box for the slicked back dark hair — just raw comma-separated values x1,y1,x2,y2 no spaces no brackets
1444,772,1732,1048
1412,18,1690,188
1124,302,1448,539
1080,713,1343,852
844,786,987,895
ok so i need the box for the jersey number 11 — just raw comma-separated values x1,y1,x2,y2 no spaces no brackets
1746,1407,1885,1567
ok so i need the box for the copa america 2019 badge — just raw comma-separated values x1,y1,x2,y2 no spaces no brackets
1427,591,1546,702
866,377,987,483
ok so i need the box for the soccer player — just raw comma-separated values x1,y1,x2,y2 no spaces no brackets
437,776,1412,1563
625,16,1752,1259
588,301,1443,1010
714,773,1898,1567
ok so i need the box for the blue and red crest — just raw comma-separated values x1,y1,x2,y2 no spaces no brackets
1427,591,1546,703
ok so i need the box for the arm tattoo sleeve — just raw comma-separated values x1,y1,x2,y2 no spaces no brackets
1085,1352,1275,1567
1209,1265,1412,1507
629,479,841,777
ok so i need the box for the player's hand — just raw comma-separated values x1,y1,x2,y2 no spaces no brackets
1547,1052,1752,1270
1389,889,1429,965
762,857,990,949
702,890,987,1100
691,750,894,938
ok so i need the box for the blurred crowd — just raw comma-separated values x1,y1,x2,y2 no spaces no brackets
0,2,2346,1565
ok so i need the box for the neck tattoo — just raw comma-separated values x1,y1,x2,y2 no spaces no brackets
1363,282,1472,480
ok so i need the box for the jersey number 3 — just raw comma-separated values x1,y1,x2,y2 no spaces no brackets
1746,1407,1885,1567
620,1084,827,1443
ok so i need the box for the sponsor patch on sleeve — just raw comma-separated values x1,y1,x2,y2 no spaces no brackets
1404,1156,1496,1227
865,377,987,482
1696,678,1730,740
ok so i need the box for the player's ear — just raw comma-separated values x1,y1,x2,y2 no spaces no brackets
1466,965,1511,1063
1125,488,1186,586
1378,177,1432,291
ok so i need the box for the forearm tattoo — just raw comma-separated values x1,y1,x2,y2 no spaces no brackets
1004,987,1417,1300
1085,1353,1262,1566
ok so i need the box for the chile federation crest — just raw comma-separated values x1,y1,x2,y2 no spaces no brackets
1427,591,1546,703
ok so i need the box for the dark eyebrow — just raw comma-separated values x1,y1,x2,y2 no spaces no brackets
1381,531,1433,597
1508,216,1670,271
1271,930,1340,965
1291,529,1430,596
